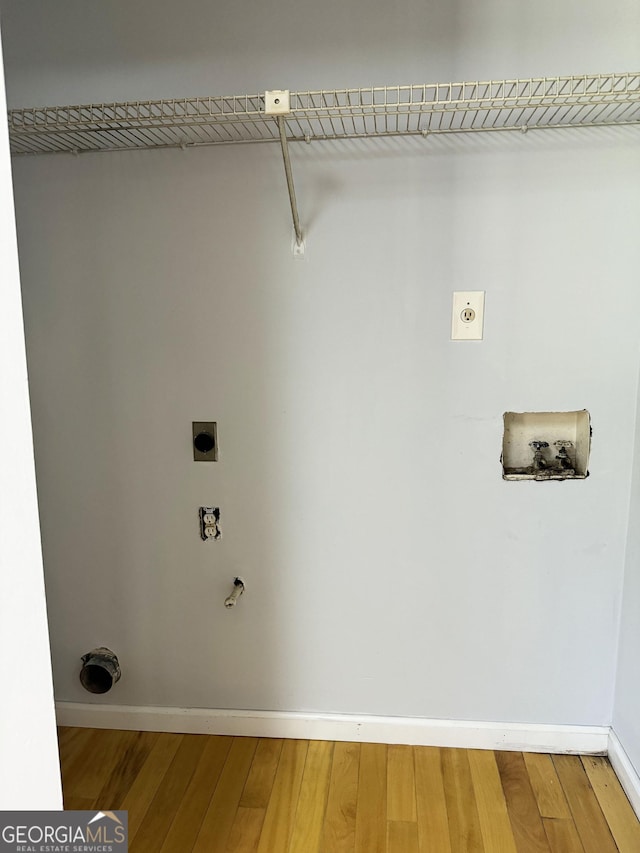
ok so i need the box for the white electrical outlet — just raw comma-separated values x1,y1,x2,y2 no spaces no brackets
451,291,485,341
199,506,221,541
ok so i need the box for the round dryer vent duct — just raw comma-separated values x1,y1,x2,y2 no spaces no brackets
79,647,121,694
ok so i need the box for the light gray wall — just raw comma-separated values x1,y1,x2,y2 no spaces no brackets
12,128,640,723
1,0,639,107
614,374,640,771
3,1,640,726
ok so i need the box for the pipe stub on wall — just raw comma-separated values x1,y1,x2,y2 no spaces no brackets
80,647,121,694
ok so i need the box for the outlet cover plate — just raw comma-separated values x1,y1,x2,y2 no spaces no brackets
193,421,218,461
452,291,485,341
199,506,221,540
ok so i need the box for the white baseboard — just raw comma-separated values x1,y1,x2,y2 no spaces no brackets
608,729,640,821
55,702,608,755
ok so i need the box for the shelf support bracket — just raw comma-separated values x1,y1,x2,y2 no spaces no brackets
265,90,303,249
277,115,303,247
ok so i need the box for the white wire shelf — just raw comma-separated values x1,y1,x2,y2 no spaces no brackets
8,72,640,156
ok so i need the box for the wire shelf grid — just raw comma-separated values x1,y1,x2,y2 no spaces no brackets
8,72,640,155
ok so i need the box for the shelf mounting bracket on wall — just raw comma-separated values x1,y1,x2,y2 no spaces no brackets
265,90,304,254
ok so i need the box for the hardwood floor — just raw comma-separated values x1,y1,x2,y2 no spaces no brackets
58,727,640,852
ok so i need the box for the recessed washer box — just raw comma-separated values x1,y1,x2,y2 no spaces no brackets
502,410,591,481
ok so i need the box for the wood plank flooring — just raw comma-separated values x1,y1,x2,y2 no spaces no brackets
58,727,640,852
